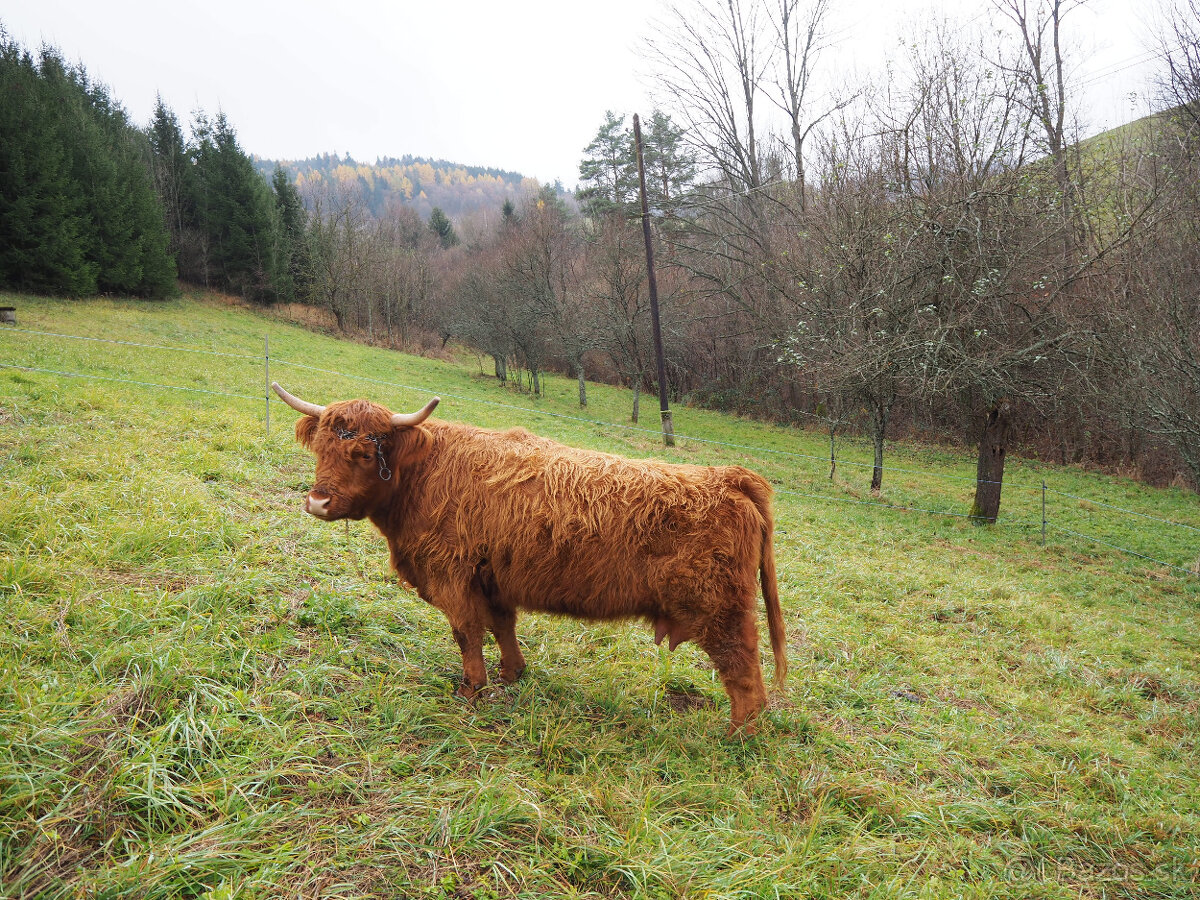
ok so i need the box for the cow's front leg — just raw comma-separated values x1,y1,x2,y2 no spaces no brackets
450,621,487,698
488,605,526,683
429,575,490,699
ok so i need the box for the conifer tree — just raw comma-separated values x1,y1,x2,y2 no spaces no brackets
0,36,92,294
271,164,310,303
0,35,174,297
643,109,697,215
148,95,195,262
428,206,459,247
190,111,277,300
42,52,175,297
578,111,639,219
578,109,694,220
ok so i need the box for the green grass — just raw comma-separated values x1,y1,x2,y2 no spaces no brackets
1,289,1198,899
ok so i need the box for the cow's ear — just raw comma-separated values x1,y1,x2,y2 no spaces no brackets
391,424,432,468
295,415,319,449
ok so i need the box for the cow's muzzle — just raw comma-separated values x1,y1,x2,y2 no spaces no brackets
305,493,332,519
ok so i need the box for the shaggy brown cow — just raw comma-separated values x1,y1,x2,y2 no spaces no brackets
273,382,787,734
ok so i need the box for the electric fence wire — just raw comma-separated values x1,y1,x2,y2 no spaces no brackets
1044,486,1200,533
0,324,1188,501
7,325,978,483
2,326,265,362
270,354,1013,487
0,363,262,401
774,485,1022,523
1045,522,1198,577
0,323,1183,498
2,328,1197,576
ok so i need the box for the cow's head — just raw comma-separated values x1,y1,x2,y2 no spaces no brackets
272,382,438,521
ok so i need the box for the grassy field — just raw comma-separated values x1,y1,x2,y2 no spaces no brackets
1,290,1198,899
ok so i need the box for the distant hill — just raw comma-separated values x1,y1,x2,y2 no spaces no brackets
254,154,548,222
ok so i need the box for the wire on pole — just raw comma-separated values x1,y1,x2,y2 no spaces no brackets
1042,480,1047,547
264,335,271,438
1045,522,1197,577
0,363,262,401
0,326,265,361
6,335,1196,582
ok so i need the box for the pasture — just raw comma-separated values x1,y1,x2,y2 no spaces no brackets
1,290,1198,899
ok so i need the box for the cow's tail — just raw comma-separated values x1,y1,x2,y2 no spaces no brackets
760,519,788,687
738,471,788,687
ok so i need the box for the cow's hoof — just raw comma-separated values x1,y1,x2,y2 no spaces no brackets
456,681,485,700
725,722,758,740
500,665,526,684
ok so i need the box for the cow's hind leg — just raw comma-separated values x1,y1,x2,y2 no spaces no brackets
698,603,768,736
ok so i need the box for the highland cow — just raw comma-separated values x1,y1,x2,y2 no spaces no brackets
273,382,787,733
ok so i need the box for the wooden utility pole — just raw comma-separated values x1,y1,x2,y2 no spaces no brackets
633,113,675,447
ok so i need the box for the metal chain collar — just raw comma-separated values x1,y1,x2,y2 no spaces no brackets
335,428,392,481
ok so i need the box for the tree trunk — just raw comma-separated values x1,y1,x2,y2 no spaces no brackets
577,365,587,407
494,355,507,383
631,379,641,423
969,399,1014,524
829,424,837,480
870,403,889,493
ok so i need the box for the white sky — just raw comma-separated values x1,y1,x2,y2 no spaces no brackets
0,0,1168,188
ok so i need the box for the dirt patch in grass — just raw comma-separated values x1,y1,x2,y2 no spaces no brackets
1116,670,1194,704
665,686,713,712
86,568,197,593
76,686,155,757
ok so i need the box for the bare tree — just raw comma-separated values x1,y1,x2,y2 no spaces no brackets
765,0,850,209
370,202,433,349
779,112,931,494
490,188,581,397
993,0,1088,245
1158,0,1200,127
305,181,372,332
1104,13,1200,486
586,216,654,420
647,0,771,192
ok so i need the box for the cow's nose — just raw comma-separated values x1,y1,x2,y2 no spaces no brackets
306,494,331,518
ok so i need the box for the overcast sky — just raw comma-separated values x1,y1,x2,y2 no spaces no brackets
1,0,1169,188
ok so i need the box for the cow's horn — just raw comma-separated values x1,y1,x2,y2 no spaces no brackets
272,382,325,417
391,397,440,427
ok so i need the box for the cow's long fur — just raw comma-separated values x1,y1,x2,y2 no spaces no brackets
292,397,787,733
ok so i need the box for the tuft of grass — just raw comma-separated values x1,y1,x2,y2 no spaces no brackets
0,289,1198,898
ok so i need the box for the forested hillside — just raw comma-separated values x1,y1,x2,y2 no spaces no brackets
254,155,539,222
3,0,1199,498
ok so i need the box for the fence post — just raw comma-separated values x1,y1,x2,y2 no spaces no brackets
264,335,270,438
1041,480,1047,546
